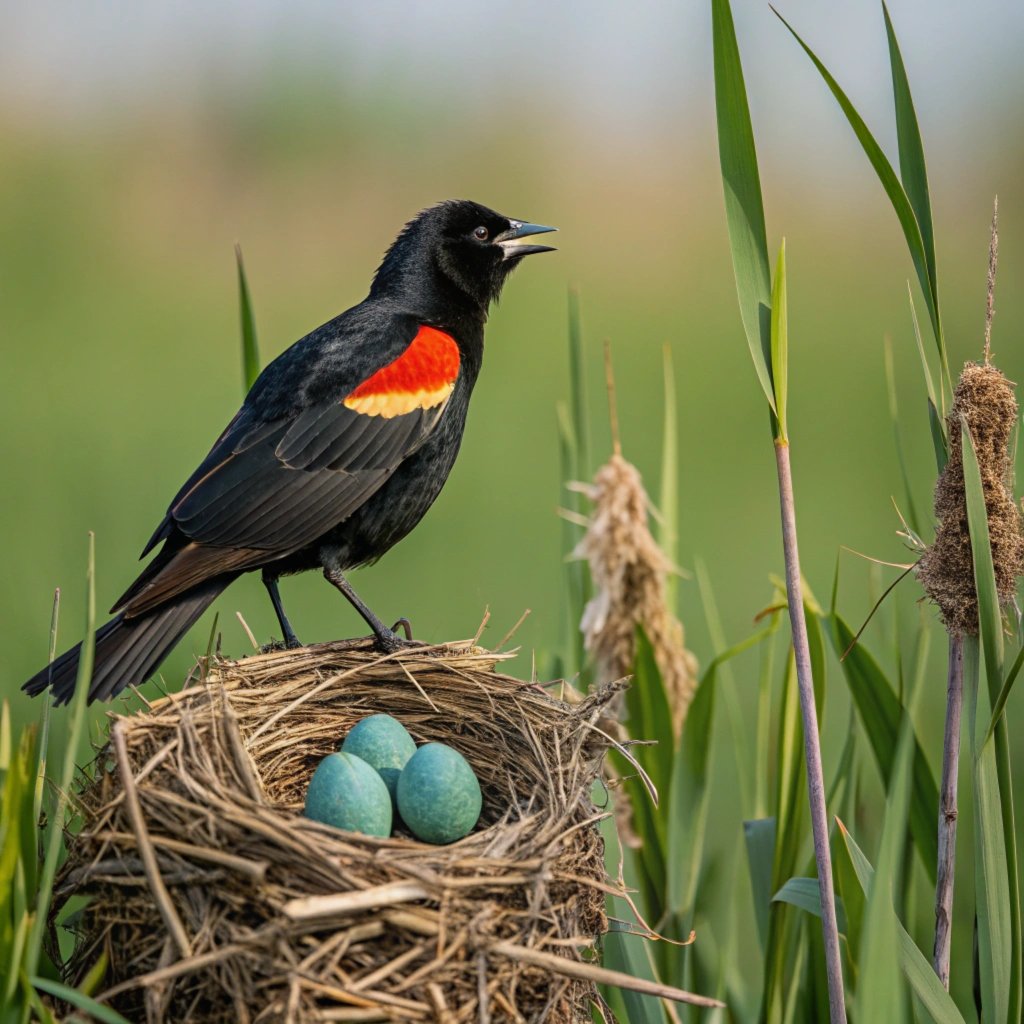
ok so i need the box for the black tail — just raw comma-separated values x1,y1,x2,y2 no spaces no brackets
23,577,232,705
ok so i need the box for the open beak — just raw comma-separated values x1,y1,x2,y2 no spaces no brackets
496,220,557,260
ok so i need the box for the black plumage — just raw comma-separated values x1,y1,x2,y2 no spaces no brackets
23,200,555,704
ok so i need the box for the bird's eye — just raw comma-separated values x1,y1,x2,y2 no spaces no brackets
473,226,489,241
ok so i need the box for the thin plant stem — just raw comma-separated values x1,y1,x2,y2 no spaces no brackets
933,633,963,988
774,438,847,1024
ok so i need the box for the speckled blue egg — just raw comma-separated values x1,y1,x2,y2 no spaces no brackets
340,714,417,806
303,752,392,837
397,742,482,844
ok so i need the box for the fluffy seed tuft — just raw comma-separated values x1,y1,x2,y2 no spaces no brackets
917,362,1024,634
574,453,698,735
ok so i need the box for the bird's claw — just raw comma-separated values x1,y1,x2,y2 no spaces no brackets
391,617,414,641
374,627,425,655
261,635,304,654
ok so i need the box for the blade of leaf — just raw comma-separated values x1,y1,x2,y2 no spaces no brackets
695,560,754,815
31,977,132,1024
744,818,777,954
773,876,848,934
24,533,96,980
962,420,1018,1022
828,614,939,883
659,344,679,615
961,418,1005,702
629,629,675,800
770,239,789,441
963,637,1011,1024
884,336,921,536
984,643,1024,744
712,0,775,412
667,651,717,921
854,699,913,1024
837,821,966,1024
773,8,940,354
235,244,260,393
567,287,590,489
908,283,946,431
883,5,935,288
604,904,670,1024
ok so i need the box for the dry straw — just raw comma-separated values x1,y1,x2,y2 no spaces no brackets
917,361,1024,634
573,453,699,736
53,638,720,1022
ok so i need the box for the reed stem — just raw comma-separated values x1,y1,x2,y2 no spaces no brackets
933,633,963,988
774,439,847,1024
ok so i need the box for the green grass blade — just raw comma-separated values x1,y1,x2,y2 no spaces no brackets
770,239,789,441
744,817,777,953
556,401,587,678
628,630,675,799
695,560,753,815
961,418,1005,699
837,822,966,1024
30,978,131,1024
828,614,939,883
883,5,935,285
773,8,940,352
854,699,913,1024
984,643,1024,744
24,533,96,981
658,344,679,615
884,337,921,536
908,284,947,430
667,655,719,922
235,244,260,393
963,637,1012,1024
962,419,1020,1021
712,0,775,412
567,288,590,488
772,876,848,934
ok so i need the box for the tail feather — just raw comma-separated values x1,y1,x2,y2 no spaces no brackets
23,577,232,705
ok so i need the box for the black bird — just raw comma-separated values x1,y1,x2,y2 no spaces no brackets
23,200,556,705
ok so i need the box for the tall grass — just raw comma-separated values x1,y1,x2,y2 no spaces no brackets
0,537,131,1024
563,3,1024,1022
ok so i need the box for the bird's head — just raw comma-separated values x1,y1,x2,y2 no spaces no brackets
371,199,556,314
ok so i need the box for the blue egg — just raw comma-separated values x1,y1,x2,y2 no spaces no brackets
341,714,417,806
303,752,392,837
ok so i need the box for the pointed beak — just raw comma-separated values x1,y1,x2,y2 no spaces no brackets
496,220,557,260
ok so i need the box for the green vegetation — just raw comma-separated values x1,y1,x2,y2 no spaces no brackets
3,1,1024,1020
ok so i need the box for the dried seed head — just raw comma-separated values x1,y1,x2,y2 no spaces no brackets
917,362,1024,634
574,453,699,735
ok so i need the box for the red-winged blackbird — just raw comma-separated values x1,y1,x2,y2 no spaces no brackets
23,200,555,705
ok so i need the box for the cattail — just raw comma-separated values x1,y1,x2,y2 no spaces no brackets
573,452,698,735
917,361,1024,633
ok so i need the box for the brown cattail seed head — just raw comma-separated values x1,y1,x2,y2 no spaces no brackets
574,453,699,735
917,362,1024,634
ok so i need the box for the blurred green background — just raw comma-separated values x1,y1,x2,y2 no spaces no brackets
3,0,1024,885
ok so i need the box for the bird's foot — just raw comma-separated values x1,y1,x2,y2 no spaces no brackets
373,626,426,655
391,617,414,641
260,634,304,654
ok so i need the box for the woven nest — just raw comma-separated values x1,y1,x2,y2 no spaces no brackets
54,638,634,1023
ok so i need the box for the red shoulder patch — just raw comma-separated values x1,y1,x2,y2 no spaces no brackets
343,325,460,418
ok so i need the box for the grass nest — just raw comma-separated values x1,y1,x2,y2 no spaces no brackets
53,638,650,1023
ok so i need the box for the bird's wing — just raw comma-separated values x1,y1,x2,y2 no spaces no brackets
118,322,461,615
176,321,461,551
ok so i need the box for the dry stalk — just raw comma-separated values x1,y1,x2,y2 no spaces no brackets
916,231,1024,985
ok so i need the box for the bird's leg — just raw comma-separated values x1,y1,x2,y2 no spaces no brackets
262,571,302,649
322,565,417,653
391,617,414,640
